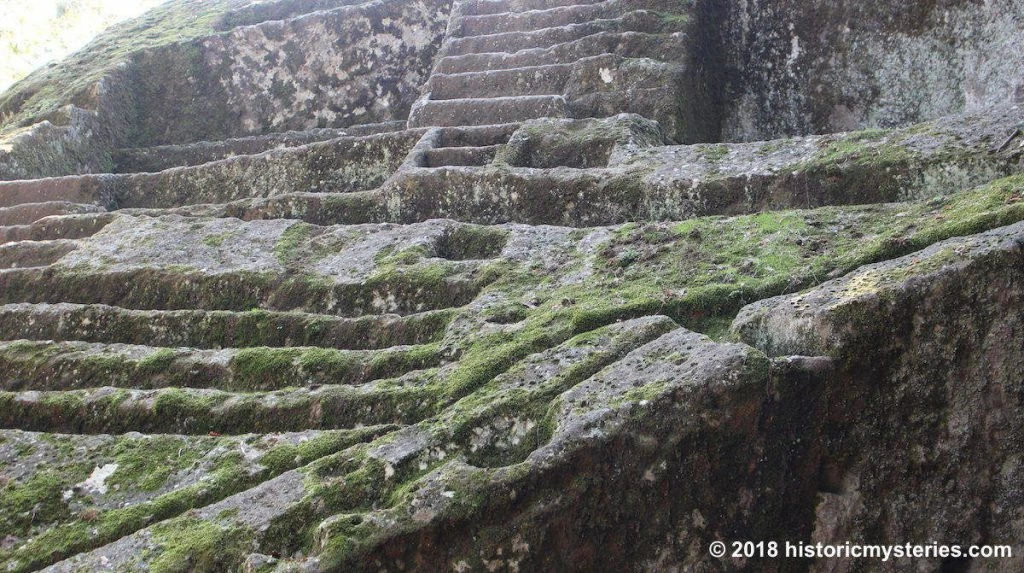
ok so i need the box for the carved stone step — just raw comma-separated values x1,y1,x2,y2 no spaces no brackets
0,339,442,392
409,95,569,127
423,145,503,167
453,1,616,36
0,378,437,434
0,175,107,209
433,123,521,147
441,12,660,57
0,264,486,316
425,63,572,99
111,122,409,173
0,213,115,245
0,240,76,269
0,201,105,226
460,0,608,17
434,31,682,73
0,302,452,350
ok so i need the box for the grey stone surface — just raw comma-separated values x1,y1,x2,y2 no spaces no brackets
1,0,1023,570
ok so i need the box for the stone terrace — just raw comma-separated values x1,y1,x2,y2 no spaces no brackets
0,0,1023,571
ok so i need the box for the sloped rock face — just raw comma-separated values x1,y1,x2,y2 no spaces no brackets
0,0,1024,572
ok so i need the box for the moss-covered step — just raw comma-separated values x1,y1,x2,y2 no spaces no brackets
0,303,453,350
0,130,422,211
42,326,772,572
0,217,505,316
209,108,1024,227
301,327,771,571
23,317,680,571
0,266,486,317
732,217,1024,360
111,127,354,173
0,213,114,245
0,426,390,572
0,340,445,392
0,241,76,269
447,174,1024,342
111,121,408,175
632,103,1024,213
366,315,678,479
724,218,1024,571
0,371,444,434
0,202,105,227
41,465,314,573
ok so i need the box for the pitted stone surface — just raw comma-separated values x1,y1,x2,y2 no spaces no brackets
1,0,1024,571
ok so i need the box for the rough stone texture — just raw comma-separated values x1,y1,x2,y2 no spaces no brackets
129,0,452,145
0,0,451,180
716,0,1024,141
1,0,1024,571
731,221,1024,572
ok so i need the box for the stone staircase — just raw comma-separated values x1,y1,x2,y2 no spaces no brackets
0,1,1023,571
402,123,521,168
0,215,505,437
407,0,685,130
0,186,115,269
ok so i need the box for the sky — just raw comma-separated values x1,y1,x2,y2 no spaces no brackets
0,0,168,92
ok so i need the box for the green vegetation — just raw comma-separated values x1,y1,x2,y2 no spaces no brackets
148,516,252,573
107,435,204,492
1,167,1022,570
201,231,234,247
0,427,383,572
138,348,177,374
273,222,316,265
800,129,917,169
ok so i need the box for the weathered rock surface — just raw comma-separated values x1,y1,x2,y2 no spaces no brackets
1,0,1023,571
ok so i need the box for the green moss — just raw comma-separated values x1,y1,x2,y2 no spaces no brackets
800,129,917,170
655,10,692,27
295,347,356,376
374,243,430,267
697,143,729,162
153,388,219,423
0,427,386,572
469,174,1024,343
230,347,300,389
216,507,240,520
383,340,442,366
108,435,205,492
435,225,509,260
201,231,233,247
273,222,316,265
39,390,87,412
616,380,671,405
0,469,81,538
148,516,252,573
137,348,176,375
259,432,343,474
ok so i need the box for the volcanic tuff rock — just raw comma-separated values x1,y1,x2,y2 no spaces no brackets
0,0,1023,571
